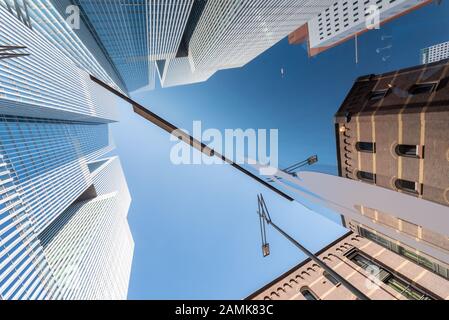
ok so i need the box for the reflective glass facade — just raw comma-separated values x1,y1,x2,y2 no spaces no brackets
0,1,133,300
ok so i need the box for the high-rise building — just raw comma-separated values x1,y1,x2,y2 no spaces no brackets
72,0,196,92
247,232,449,300
72,0,342,90
38,157,133,300
0,1,133,300
421,41,449,64
288,0,432,57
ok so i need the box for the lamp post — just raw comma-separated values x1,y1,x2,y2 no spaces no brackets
257,194,369,300
267,155,318,183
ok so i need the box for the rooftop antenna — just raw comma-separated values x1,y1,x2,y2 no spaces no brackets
256,194,369,300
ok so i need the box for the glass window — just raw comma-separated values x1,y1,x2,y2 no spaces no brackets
300,288,318,301
357,171,376,183
356,142,376,153
409,82,438,95
395,145,419,158
347,250,434,300
369,89,388,101
395,179,419,194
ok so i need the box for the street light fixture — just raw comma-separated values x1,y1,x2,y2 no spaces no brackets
256,194,369,300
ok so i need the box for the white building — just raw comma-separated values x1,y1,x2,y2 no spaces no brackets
291,0,432,56
0,1,134,300
39,157,134,300
421,41,449,64
163,0,337,87
75,0,345,89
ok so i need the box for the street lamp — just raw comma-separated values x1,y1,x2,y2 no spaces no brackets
267,155,318,182
256,194,369,300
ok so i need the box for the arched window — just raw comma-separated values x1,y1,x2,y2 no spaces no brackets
357,171,376,184
300,287,318,301
356,142,376,153
395,179,421,195
409,82,438,95
395,144,421,158
369,89,388,101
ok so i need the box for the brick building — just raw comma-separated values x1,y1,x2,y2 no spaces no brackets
248,232,449,300
248,59,449,301
335,59,449,207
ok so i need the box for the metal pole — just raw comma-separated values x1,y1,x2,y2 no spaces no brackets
89,75,294,202
268,220,369,300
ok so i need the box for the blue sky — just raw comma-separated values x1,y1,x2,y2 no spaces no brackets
110,3,449,300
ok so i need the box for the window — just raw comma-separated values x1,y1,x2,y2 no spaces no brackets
347,250,434,300
395,179,421,194
395,144,423,158
357,171,376,183
409,82,438,95
356,142,376,153
323,271,340,286
300,287,318,301
369,89,388,101
359,227,449,281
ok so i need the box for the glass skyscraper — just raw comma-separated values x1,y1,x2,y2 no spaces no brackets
70,0,337,90
0,0,133,300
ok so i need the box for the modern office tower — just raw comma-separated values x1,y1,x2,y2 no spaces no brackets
183,0,336,82
72,0,342,90
72,0,196,92
0,1,120,122
421,41,449,64
288,0,432,57
247,232,449,300
0,151,61,300
39,157,134,300
0,2,133,299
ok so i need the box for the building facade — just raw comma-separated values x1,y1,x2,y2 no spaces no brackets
72,0,346,90
248,232,449,300
422,41,449,64
288,0,432,56
332,58,449,298
0,1,134,300
38,157,133,300
249,58,449,301
334,58,449,207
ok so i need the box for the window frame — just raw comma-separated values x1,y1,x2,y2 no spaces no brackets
395,179,423,195
356,142,376,153
368,89,389,101
356,170,376,184
409,82,439,95
395,144,424,159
